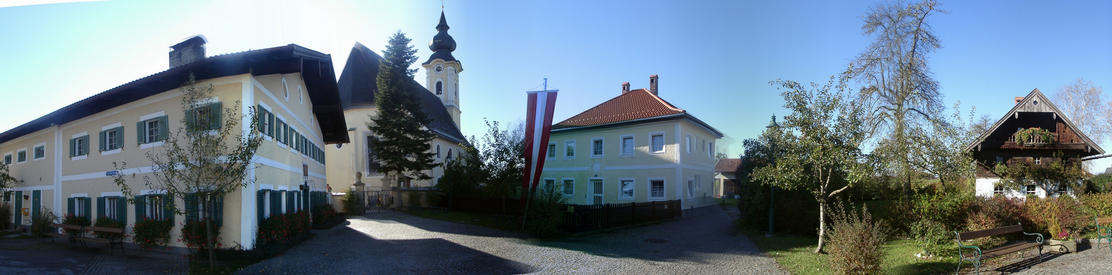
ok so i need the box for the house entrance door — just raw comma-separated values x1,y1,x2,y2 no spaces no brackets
591,179,603,205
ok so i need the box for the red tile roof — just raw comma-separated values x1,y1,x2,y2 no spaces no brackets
554,89,685,128
715,158,741,172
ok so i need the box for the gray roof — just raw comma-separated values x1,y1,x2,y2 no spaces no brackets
336,43,467,144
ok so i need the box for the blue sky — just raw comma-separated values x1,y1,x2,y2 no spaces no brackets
1,0,1110,170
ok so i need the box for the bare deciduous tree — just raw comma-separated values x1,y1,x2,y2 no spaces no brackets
1053,78,1109,144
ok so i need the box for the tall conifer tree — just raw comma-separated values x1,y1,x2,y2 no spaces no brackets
368,31,437,187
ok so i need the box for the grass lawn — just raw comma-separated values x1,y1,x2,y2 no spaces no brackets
747,231,957,275
403,208,523,232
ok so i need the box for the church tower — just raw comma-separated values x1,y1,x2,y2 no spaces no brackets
423,11,463,129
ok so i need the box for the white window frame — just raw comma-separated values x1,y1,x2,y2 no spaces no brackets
591,137,604,158
1025,184,1036,195
33,143,46,160
564,140,575,160
16,148,27,163
145,119,161,143
71,133,89,160
70,194,89,218
547,143,556,160
619,134,635,157
542,178,556,194
1034,157,1041,165
708,142,715,158
561,178,575,198
648,178,666,200
686,135,692,153
146,194,165,220
436,144,441,159
106,197,120,220
3,152,11,165
649,132,666,154
618,178,635,200
993,184,1004,195
263,190,271,219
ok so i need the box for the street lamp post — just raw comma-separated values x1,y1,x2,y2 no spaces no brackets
766,115,778,238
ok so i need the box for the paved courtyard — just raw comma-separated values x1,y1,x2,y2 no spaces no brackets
239,206,786,274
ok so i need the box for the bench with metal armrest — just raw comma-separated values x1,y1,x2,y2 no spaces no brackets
954,224,1042,275
1096,216,1112,254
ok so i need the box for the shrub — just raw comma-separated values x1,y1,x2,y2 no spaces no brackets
181,220,221,250
827,205,887,275
905,186,973,256
133,218,172,249
911,218,953,257
93,217,125,239
342,191,364,215
30,209,57,238
1080,193,1112,216
1024,196,1086,240
311,204,338,226
0,203,11,230
62,214,91,235
524,188,566,238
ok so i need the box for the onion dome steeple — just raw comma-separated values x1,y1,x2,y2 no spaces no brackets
424,11,457,65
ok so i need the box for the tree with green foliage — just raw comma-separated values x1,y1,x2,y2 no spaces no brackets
477,119,524,214
112,75,262,269
908,103,977,185
368,31,438,188
437,142,485,207
847,0,944,197
0,161,18,191
994,154,1086,196
751,77,871,253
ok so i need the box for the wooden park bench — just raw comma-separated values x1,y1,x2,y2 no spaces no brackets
954,224,1042,275
1096,216,1112,253
53,224,125,254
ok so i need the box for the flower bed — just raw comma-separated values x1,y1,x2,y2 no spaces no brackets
132,218,173,249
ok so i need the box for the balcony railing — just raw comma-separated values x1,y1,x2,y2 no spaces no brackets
1009,129,1057,146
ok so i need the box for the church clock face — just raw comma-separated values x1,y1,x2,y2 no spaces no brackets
435,65,443,72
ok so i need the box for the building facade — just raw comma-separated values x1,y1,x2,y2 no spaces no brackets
539,76,723,209
327,12,468,195
966,89,1105,198
714,158,740,198
0,36,348,250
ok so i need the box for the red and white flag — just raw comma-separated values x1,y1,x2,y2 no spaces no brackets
521,89,558,207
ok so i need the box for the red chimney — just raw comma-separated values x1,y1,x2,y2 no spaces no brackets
621,82,631,94
1015,96,1024,105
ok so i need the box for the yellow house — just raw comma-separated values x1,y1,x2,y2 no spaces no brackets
0,36,348,250
540,75,722,210
327,12,468,194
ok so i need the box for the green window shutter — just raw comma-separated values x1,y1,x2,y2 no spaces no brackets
99,130,107,152
256,106,265,132
136,121,145,145
83,197,91,220
271,191,280,216
68,138,75,157
163,195,174,223
81,137,89,156
157,116,169,142
184,193,196,222
211,102,223,130
257,190,266,224
96,197,105,221
68,197,75,216
13,191,21,227
114,127,124,149
135,195,146,222
116,196,127,224
267,112,275,136
186,108,197,132
32,190,40,224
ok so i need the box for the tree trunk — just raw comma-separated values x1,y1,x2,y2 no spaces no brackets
814,200,826,254
203,194,215,269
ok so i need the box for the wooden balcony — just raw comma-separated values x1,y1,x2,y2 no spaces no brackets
1001,130,1087,150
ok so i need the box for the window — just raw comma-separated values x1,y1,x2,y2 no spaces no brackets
650,179,665,199
74,197,89,218
447,149,453,161
708,142,714,158
70,135,90,158
435,81,443,95
435,65,443,72
187,102,221,131
564,141,575,159
138,116,168,145
651,133,665,153
366,135,378,174
620,135,634,156
547,143,556,160
16,149,26,163
562,179,574,197
1034,157,1041,165
33,144,45,160
106,197,120,220
3,153,10,165
276,119,286,145
145,195,166,220
686,135,692,152
282,77,289,99
687,178,695,198
543,179,555,194
590,179,604,205
100,127,123,152
591,138,603,157
993,184,1004,195
619,179,634,200
1025,185,1036,195
695,175,702,196
436,144,441,159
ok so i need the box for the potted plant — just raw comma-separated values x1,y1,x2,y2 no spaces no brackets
1045,229,1077,253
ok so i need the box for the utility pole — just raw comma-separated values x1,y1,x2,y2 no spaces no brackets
766,115,778,237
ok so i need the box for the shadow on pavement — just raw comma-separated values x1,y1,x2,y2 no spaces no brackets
241,225,535,274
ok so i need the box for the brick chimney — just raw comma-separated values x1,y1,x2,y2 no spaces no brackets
1015,96,1024,105
649,74,659,95
169,35,207,68
621,82,631,94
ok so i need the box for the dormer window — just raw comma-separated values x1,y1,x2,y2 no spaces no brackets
435,81,443,95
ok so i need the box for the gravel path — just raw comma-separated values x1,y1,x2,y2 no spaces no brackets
1007,244,1112,275
238,206,785,274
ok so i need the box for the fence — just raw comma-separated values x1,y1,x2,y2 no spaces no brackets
562,200,682,232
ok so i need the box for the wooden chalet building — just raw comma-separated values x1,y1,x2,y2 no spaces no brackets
965,89,1105,198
